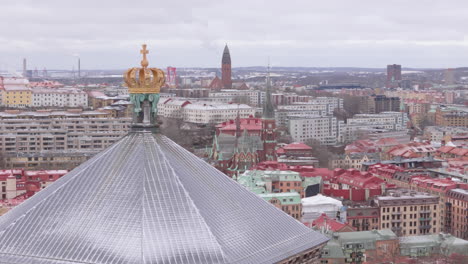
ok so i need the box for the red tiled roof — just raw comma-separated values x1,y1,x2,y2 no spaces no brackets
218,117,262,132
310,213,349,232
276,148,286,154
335,169,385,189
208,76,223,89
375,137,399,146
282,142,312,150
438,146,455,153
449,148,468,156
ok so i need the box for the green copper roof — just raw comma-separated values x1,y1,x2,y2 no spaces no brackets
303,176,322,187
400,234,468,257
259,192,301,205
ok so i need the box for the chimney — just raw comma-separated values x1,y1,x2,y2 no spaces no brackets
23,58,27,78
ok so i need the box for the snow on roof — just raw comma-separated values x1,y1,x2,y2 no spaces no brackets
302,194,342,207
184,103,252,110
3,85,30,91
32,88,86,94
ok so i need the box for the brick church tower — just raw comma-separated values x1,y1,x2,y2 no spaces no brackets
221,44,232,89
261,67,277,161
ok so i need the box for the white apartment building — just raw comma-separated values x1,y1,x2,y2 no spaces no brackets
278,97,342,116
341,112,409,143
208,90,265,106
32,88,88,107
308,97,343,114
276,110,325,127
158,99,191,119
278,104,328,114
288,116,343,145
183,103,255,124
347,112,408,130
158,98,256,124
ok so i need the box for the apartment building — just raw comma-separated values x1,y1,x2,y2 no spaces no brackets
278,97,342,115
183,103,255,124
423,126,468,142
321,229,399,264
260,192,302,220
347,206,380,231
288,116,343,145
329,153,379,170
359,95,401,114
435,105,468,127
276,110,325,127
374,189,440,237
340,112,409,143
446,189,468,239
158,98,256,124
31,88,88,107
208,89,265,106
237,170,304,220
0,109,131,169
0,77,32,108
346,112,408,130
271,93,311,105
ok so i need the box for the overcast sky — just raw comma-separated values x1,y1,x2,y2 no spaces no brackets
2,0,468,70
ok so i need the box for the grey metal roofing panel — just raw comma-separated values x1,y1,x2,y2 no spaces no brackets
0,132,328,264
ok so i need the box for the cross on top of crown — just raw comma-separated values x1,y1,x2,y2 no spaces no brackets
140,44,149,68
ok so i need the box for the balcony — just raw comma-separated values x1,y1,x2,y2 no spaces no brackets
419,225,431,229
391,226,402,231
391,211,402,215
419,217,432,221
391,219,402,223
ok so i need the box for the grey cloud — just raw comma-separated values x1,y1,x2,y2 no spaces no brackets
1,0,468,69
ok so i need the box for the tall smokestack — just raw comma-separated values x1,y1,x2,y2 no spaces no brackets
78,58,81,79
23,58,27,78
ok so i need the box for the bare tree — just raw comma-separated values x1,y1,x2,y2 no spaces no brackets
305,138,333,168
231,95,250,105
340,94,363,116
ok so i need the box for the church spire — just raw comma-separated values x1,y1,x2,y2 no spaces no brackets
222,44,232,89
263,63,275,119
222,44,231,64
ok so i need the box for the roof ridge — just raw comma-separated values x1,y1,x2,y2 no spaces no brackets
144,134,228,263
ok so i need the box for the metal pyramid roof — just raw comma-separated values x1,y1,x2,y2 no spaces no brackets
0,132,328,264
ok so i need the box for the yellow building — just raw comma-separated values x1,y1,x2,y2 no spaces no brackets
1,77,32,108
2,87,32,107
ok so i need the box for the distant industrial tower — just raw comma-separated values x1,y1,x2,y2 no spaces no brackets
22,58,27,78
78,58,81,78
386,64,401,88
166,66,177,86
221,44,232,89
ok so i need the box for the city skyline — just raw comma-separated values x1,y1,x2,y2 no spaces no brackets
2,1,468,70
